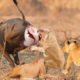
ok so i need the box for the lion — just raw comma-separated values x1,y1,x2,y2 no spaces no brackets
31,31,65,69
2,58,46,80
2,51,57,80
63,39,80,75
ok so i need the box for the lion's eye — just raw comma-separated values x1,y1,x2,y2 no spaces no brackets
73,41,76,44
67,41,70,45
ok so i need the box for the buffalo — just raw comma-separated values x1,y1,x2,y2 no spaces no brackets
0,0,41,67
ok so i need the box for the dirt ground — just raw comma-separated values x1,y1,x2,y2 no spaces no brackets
0,9,80,80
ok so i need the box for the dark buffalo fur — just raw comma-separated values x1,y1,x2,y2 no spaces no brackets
0,18,31,67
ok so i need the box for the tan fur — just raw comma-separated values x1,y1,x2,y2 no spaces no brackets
4,58,46,80
32,32,65,69
63,40,80,75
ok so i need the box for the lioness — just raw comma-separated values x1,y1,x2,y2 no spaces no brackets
63,39,80,75
3,58,46,80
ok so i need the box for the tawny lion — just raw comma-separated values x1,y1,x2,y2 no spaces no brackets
31,31,65,69
3,58,46,80
63,39,80,75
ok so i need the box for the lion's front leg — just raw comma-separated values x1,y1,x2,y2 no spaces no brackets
63,53,73,76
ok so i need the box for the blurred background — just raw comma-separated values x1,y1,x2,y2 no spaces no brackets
0,0,80,43
0,0,80,16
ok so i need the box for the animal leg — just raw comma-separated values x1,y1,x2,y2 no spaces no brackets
63,53,73,75
3,52,15,67
12,52,20,65
6,66,21,79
